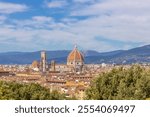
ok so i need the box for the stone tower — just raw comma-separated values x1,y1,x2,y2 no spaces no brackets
40,51,47,73
51,60,56,72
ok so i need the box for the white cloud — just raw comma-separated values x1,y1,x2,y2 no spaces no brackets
0,2,28,14
71,0,150,16
69,0,150,45
11,16,55,29
0,15,6,21
47,1,67,8
0,19,122,52
73,0,95,3
0,0,150,52
32,16,53,22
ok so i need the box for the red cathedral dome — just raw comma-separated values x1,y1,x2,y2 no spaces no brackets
67,46,84,63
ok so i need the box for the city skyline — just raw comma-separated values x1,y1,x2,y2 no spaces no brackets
0,0,149,52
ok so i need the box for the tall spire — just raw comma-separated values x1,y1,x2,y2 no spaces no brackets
74,44,77,49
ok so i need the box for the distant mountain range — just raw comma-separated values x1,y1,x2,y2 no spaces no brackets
0,45,150,64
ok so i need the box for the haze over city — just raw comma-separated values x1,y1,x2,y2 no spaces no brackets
0,0,149,52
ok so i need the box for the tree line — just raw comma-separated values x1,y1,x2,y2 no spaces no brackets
85,65,150,100
0,81,66,100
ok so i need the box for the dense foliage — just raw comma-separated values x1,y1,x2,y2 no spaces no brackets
0,81,65,100
86,65,150,100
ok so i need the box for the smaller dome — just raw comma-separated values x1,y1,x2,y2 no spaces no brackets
31,60,39,68
67,46,84,63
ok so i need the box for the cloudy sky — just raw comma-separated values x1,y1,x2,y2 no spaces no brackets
0,0,149,52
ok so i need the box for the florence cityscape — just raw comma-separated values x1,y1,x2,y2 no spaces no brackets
0,0,150,100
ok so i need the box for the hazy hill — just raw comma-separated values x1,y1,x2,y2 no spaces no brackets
0,45,150,64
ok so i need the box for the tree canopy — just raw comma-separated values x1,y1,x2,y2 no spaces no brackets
0,81,65,100
86,65,150,100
